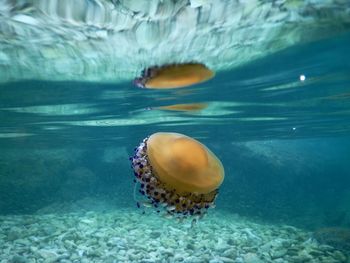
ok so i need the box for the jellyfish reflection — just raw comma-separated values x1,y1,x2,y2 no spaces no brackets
133,63,215,89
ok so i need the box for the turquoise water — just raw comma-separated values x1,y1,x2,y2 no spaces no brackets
1,1,350,262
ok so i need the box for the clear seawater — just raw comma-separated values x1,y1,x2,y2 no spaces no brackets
1,1,350,263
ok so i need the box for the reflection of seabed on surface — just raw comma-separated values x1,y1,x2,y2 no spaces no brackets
0,0,349,83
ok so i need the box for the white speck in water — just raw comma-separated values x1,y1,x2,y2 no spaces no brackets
292,127,296,131
299,74,306,81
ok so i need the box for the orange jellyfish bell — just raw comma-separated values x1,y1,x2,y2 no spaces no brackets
130,132,224,218
133,63,215,89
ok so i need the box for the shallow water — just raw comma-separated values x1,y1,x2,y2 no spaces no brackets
1,1,350,262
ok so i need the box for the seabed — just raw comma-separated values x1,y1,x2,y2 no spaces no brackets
0,198,348,263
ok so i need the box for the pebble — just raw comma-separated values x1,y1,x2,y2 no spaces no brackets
270,248,287,259
219,256,235,263
297,250,313,262
318,244,335,251
243,253,264,263
37,249,59,263
223,248,237,258
209,258,224,263
6,228,21,241
11,255,28,263
15,239,30,246
333,250,347,262
149,230,161,239
308,249,324,257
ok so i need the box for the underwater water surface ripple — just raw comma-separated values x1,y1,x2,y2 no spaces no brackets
0,32,350,146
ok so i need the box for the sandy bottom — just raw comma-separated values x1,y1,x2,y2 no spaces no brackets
0,203,348,263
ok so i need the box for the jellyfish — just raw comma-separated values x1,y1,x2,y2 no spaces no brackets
130,132,224,218
133,63,215,89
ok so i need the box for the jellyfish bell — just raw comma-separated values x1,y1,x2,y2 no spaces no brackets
130,132,224,218
147,133,223,194
133,63,215,89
